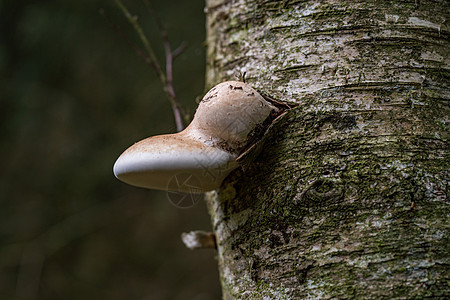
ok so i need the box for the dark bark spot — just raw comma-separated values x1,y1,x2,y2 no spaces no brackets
250,259,260,281
296,260,315,284
332,114,356,130
268,218,290,245
319,113,357,131
269,232,283,247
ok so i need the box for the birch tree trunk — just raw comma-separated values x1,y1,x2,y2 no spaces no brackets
204,0,449,299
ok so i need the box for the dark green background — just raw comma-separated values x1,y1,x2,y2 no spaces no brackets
0,0,221,298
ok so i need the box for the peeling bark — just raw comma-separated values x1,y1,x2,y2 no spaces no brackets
205,0,449,299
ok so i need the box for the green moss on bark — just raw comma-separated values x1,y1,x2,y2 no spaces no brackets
206,0,449,298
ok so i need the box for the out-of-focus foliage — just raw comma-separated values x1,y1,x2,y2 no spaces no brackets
0,0,221,299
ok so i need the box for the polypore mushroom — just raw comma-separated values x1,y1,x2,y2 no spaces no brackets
113,81,277,193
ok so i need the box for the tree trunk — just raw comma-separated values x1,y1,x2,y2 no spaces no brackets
204,0,449,299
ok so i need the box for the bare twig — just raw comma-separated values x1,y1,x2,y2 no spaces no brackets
114,0,163,79
112,0,187,132
172,41,188,59
143,0,186,131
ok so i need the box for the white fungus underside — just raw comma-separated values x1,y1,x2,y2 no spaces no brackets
113,148,238,193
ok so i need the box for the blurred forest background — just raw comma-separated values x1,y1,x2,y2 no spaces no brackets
0,0,222,299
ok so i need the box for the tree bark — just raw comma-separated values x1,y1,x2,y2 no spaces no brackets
204,0,449,299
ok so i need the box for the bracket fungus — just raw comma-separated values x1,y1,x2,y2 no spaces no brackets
113,81,277,193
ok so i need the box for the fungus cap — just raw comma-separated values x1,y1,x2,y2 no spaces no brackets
113,81,276,193
191,81,274,151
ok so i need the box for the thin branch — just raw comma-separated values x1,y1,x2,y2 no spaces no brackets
114,0,164,80
113,0,186,132
172,41,188,59
144,0,187,131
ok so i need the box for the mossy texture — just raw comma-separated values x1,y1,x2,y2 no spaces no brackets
205,0,449,298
